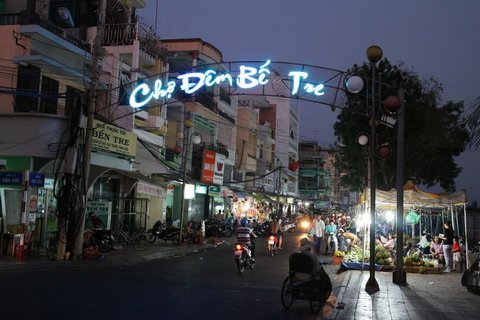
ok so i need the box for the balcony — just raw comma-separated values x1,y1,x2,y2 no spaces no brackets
103,22,167,60
0,12,89,52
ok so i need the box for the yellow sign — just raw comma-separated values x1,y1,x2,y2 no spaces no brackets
91,120,137,159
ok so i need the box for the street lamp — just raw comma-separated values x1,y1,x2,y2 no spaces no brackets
365,45,382,293
178,118,202,244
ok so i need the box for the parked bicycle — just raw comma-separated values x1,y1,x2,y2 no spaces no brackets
113,225,150,251
46,231,62,261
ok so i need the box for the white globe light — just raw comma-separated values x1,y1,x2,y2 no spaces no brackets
346,76,364,93
385,210,395,222
357,134,369,146
191,134,202,145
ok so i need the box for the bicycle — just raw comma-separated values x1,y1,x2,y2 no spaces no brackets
113,226,150,251
46,231,62,261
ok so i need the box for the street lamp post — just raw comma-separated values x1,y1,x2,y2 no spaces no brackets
365,45,382,293
178,118,201,244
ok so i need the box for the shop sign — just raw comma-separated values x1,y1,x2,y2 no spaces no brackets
208,185,221,196
29,172,45,187
0,171,23,186
91,120,137,159
201,149,226,185
201,149,216,184
137,181,163,197
195,184,207,194
86,201,112,229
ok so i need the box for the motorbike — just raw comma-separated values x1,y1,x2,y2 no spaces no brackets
326,232,337,255
234,242,255,273
148,221,180,244
91,229,115,253
462,243,480,292
267,235,280,257
253,221,269,237
205,220,233,238
281,219,296,233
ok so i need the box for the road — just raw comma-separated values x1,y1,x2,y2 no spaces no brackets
0,232,344,320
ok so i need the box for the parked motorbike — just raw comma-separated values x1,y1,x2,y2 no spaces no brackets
253,221,269,237
205,220,233,238
91,229,114,253
267,235,280,257
234,242,255,273
148,221,180,244
462,243,480,293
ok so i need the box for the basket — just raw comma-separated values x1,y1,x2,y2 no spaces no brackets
332,255,343,265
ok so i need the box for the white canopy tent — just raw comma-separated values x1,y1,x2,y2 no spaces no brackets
360,186,471,266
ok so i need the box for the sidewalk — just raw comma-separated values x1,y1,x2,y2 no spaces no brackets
0,239,221,272
330,269,480,320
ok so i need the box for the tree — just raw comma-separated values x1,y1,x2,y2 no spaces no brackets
334,59,470,192
465,97,480,150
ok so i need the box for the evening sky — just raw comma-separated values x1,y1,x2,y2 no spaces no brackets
139,0,480,204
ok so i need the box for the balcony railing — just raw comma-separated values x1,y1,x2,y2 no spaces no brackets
0,12,90,52
103,22,166,59
103,23,138,46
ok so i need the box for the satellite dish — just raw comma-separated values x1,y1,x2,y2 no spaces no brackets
57,7,75,28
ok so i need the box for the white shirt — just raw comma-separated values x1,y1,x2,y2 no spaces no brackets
313,218,325,238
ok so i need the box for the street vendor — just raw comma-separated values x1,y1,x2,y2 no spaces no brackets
342,230,359,252
430,236,445,265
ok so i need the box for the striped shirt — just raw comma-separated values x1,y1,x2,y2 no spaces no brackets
236,226,253,245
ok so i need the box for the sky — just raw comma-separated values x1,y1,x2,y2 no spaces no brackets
138,0,480,204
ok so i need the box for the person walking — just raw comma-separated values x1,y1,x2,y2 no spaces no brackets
311,215,325,255
441,221,454,272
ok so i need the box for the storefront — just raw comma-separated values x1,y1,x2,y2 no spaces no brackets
0,157,47,258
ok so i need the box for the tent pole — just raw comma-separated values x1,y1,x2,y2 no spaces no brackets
463,203,469,269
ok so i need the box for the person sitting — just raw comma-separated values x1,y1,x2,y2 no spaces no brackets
269,215,283,249
325,220,338,254
184,221,195,244
375,233,396,252
452,236,465,271
288,238,332,302
236,218,257,260
417,233,432,254
430,236,445,265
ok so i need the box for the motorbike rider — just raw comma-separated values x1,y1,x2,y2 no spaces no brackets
236,218,257,261
269,215,283,250
86,211,105,230
325,220,338,254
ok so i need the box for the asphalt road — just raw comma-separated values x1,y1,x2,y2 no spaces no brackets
0,232,344,320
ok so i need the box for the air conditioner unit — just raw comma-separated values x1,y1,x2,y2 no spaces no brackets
233,171,245,182
147,115,167,129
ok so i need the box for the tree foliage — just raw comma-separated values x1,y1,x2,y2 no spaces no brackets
465,97,480,150
334,59,470,192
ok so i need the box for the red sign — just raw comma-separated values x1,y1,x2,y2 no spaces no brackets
201,149,216,184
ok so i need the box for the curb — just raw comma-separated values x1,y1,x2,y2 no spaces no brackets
327,270,352,320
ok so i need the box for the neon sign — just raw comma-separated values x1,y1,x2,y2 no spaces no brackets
129,60,326,109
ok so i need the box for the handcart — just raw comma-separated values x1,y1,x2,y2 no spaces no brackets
281,252,332,313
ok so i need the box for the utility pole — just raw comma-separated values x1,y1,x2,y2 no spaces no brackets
73,0,106,258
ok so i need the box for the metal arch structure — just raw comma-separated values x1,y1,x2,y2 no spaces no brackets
124,60,354,113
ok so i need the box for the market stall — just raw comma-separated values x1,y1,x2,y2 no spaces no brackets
343,184,469,272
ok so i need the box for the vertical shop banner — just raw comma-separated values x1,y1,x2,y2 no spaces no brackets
201,150,226,185
86,201,112,229
201,149,216,184
213,153,226,185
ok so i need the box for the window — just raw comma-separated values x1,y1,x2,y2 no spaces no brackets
65,86,83,118
15,65,40,112
40,76,59,114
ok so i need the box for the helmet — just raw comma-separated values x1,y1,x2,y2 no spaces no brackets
240,218,248,227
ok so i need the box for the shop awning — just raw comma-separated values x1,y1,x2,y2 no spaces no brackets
110,169,165,197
